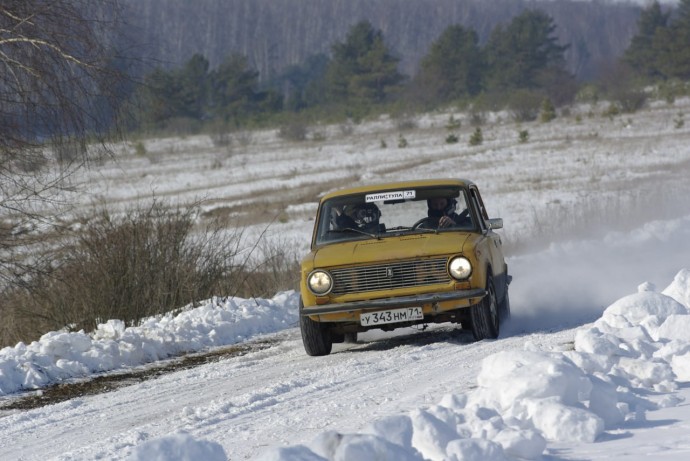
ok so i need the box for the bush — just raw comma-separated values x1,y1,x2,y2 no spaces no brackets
603,103,621,118
53,137,84,165
507,90,542,122
0,202,243,346
392,112,418,131
674,112,685,129
15,149,48,173
656,79,690,104
164,116,203,136
311,131,326,142
469,127,483,146
445,134,459,144
518,130,529,143
540,98,556,123
445,115,461,130
471,91,506,114
134,141,147,156
232,237,301,298
209,120,232,148
278,120,308,141
575,84,600,104
612,88,647,113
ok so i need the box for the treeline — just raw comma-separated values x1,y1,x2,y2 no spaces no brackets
133,1,690,133
624,0,690,81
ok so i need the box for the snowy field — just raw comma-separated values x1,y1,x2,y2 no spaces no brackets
1,97,690,460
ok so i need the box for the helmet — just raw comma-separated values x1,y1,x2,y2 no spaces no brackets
427,197,457,218
344,203,381,227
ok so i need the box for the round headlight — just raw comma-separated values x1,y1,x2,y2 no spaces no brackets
449,257,472,280
308,270,333,295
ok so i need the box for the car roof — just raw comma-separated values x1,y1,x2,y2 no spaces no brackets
320,178,475,202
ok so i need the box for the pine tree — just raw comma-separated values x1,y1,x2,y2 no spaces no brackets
208,54,261,123
469,127,483,146
324,21,403,108
139,55,210,125
275,53,329,111
540,98,556,122
417,25,484,103
623,1,669,79
662,0,690,79
178,54,210,120
484,10,569,92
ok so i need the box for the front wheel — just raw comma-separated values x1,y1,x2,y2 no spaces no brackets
299,299,333,356
499,288,511,323
470,277,500,340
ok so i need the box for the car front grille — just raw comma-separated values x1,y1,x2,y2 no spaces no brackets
330,258,450,295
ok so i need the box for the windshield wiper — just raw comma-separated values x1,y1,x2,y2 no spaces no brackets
328,227,381,239
387,225,438,235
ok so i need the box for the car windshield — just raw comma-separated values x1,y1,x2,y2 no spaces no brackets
314,186,474,245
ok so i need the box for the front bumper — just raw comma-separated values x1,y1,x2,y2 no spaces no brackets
301,288,487,316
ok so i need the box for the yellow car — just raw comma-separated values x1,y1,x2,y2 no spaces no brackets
299,179,510,356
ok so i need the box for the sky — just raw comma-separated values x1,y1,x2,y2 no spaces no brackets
1,96,690,459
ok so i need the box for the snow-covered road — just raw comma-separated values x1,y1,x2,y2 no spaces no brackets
0,323,576,460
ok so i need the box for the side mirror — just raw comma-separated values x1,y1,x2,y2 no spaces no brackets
486,218,503,230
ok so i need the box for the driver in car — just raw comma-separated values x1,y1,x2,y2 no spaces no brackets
426,197,463,228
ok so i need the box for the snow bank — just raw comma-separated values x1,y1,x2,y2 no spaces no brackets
255,269,690,461
0,291,299,396
127,433,226,461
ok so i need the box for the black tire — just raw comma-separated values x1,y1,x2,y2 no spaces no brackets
470,277,500,340
343,332,358,343
299,299,333,356
499,288,511,323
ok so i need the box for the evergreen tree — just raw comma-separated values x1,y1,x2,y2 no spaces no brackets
275,53,329,111
539,98,556,122
662,0,690,79
178,54,210,120
484,10,569,92
208,54,261,123
416,25,484,103
623,1,669,79
139,54,210,126
325,21,403,107
140,67,185,125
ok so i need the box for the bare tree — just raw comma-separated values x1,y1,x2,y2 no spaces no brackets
0,0,128,286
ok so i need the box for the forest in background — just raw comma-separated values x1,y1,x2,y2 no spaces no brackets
122,0,643,83
130,1,690,134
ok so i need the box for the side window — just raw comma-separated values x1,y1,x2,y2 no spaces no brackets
469,187,488,230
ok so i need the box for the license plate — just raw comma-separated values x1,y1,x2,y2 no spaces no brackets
360,307,424,326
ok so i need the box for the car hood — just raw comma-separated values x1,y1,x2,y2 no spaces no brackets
311,232,471,268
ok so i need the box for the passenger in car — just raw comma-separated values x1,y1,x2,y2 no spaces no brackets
334,203,382,232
